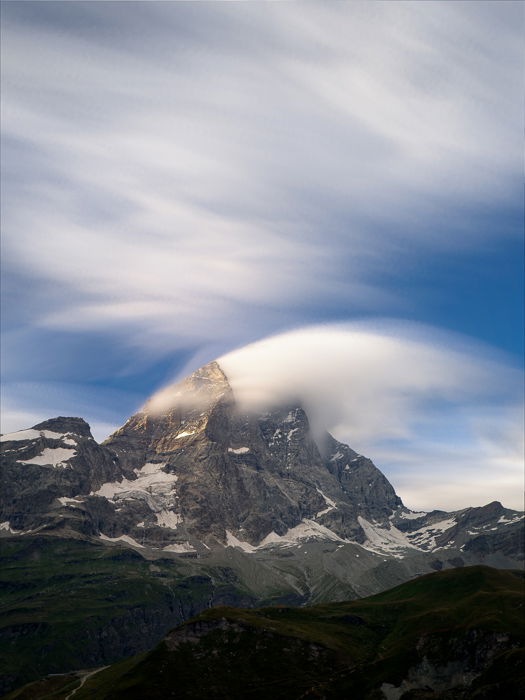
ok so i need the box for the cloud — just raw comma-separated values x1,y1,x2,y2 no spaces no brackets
219,322,523,510
385,443,523,513
219,322,518,441
1,1,522,361
371,404,524,512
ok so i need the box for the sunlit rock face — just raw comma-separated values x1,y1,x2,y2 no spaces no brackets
100,361,403,548
1,361,523,568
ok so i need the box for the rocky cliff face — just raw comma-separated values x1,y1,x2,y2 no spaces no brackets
1,360,523,568
0,416,123,534
99,361,402,549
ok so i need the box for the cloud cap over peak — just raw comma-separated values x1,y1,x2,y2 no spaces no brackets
219,322,523,511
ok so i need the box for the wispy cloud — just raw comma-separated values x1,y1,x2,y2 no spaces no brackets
371,404,524,512
0,380,137,442
2,2,522,359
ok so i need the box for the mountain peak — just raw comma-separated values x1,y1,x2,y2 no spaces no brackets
189,360,228,383
142,361,230,417
32,416,93,438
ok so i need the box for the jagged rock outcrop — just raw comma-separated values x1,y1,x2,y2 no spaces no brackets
0,416,124,534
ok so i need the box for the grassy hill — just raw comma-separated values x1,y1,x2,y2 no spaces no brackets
5,565,524,700
0,536,258,695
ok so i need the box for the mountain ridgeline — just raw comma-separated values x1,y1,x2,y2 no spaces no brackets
1,361,523,695
2,362,521,558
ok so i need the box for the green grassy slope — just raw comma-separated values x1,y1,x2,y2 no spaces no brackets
6,566,523,700
0,536,257,695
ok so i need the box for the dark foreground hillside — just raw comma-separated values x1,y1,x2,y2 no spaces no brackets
0,536,262,696
5,566,524,700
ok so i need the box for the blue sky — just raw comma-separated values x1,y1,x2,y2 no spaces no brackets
1,1,523,510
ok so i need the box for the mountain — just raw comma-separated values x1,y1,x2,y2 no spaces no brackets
5,566,524,700
2,362,522,561
1,361,523,694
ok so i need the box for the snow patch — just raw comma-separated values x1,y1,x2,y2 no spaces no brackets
58,496,84,506
398,510,427,520
19,447,77,468
259,519,346,549
163,542,195,553
406,518,456,550
358,516,419,558
0,521,44,536
92,464,178,500
62,437,77,446
156,510,183,528
1,429,60,442
225,530,256,553
315,487,337,518
99,533,144,548
228,447,250,454
91,463,179,514
316,506,334,518
175,430,195,439
317,488,336,509
497,514,523,525
1,429,80,444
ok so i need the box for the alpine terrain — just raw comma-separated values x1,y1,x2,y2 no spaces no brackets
6,566,524,700
1,361,523,694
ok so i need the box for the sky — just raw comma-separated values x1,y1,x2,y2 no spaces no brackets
1,1,523,511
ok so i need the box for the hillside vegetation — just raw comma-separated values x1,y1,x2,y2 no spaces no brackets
5,566,524,700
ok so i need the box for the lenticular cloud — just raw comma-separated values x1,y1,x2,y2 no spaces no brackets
218,321,521,446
